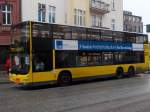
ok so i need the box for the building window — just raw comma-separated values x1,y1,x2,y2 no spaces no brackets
139,26,141,33
92,15,96,27
112,0,115,11
111,19,115,30
92,15,102,27
49,6,56,23
74,9,85,26
129,16,132,21
99,16,102,27
1,4,12,25
125,25,128,31
134,26,137,32
65,13,67,24
38,3,46,22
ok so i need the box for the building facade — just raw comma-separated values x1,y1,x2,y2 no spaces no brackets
123,11,143,33
21,0,66,25
0,0,21,69
21,0,123,31
89,0,123,31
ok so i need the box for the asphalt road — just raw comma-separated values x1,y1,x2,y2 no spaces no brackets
1,74,150,112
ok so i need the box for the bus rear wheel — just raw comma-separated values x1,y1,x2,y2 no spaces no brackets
116,68,124,79
128,67,135,77
57,71,72,86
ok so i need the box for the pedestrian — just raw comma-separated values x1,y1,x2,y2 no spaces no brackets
5,56,10,74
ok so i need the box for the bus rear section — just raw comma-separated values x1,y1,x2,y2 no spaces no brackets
53,39,149,83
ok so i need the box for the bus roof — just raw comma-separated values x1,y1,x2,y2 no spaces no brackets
12,21,148,36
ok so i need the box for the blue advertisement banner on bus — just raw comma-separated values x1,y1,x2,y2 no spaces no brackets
54,39,143,51
78,40,132,51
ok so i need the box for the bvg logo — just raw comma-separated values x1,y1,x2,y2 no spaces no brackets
56,40,63,50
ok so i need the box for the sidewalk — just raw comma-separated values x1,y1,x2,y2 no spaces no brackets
0,71,10,84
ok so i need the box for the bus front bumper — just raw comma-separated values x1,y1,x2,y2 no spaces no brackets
9,74,57,86
9,74,31,85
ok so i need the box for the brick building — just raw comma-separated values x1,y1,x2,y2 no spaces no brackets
0,0,20,69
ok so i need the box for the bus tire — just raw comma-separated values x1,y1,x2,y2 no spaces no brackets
128,66,135,77
57,71,72,86
116,67,124,79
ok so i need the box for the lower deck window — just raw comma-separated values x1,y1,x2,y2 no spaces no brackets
55,51,77,68
32,52,53,72
55,51,145,68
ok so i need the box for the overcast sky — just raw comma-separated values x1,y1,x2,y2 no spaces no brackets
123,0,150,26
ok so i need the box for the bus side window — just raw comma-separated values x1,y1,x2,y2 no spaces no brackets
33,53,52,72
72,28,86,40
33,56,44,72
32,23,50,39
102,52,114,65
78,52,88,66
55,51,77,68
136,35,148,44
101,30,113,42
113,32,124,42
65,32,72,39
125,33,136,43
72,32,78,40
87,53,100,66
144,36,148,44
53,25,65,39
61,26,72,39
79,28,86,40
87,29,100,40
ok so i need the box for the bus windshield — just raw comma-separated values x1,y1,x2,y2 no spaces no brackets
10,22,30,74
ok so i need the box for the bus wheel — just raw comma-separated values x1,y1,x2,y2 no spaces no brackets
116,68,124,79
128,67,135,77
57,71,72,86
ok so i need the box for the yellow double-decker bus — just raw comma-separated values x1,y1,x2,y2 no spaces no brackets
9,21,149,86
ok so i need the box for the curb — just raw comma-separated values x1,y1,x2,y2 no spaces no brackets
0,81,11,84
0,71,10,84
0,78,11,84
